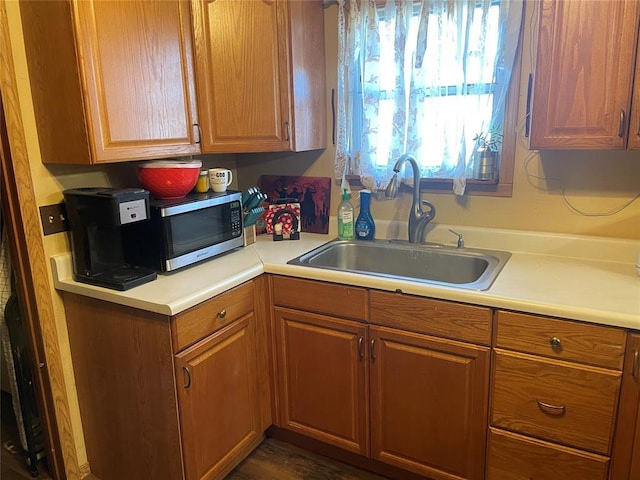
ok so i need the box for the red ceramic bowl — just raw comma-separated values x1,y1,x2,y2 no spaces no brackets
137,160,202,199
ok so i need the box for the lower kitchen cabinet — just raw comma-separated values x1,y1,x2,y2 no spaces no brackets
274,307,369,456
272,275,491,480
62,272,638,480
63,280,268,480
491,349,620,454
610,332,640,480
369,325,490,480
486,428,609,480
175,313,262,480
487,310,626,480
64,293,184,480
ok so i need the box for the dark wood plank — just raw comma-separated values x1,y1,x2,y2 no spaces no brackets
226,438,389,480
1,392,51,479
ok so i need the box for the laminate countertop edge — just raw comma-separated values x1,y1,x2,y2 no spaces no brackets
51,229,640,330
51,246,265,316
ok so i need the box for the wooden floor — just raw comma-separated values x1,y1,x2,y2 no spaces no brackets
1,392,51,480
2,434,387,480
226,438,389,480
3,389,387,480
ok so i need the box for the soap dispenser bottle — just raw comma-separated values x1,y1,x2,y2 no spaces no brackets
355,189,375,240
337,189,355,240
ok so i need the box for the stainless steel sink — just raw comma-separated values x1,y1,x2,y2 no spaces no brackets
287,239,511,290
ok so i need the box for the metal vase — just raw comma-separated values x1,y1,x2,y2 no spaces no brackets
476,149,498,181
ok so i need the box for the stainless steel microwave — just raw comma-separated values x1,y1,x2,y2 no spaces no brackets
122,190,243,272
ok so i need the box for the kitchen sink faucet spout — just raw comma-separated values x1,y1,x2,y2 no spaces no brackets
384,154,436,244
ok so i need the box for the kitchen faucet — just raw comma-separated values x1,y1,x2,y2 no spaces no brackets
384,154,436,244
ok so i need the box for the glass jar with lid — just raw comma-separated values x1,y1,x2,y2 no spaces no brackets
195,170,209,193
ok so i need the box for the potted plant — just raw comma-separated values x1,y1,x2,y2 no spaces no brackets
473,126,503,181
474,126,503,153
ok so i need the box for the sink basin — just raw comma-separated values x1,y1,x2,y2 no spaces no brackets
287,239,511,290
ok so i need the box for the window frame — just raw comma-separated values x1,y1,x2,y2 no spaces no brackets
345,1,523,198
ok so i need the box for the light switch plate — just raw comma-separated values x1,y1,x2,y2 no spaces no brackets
39,203,69,235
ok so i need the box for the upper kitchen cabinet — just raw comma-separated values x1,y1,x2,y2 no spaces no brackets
191,0,327,153
19,0,201,165
629,45,640,150
529,0,640,150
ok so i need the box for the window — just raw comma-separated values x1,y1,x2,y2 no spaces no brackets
335,0,524,196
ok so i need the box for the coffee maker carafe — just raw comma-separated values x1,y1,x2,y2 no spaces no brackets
64,187,157,291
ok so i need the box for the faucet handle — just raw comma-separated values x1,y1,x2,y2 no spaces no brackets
448,229,464,248
421,200,436,220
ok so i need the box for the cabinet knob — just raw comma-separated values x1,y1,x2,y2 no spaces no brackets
549,336,562,352
217,309,227,320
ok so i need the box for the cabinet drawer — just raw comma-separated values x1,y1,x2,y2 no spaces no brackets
495,310,626,369
487,428,609,480
172,281,254,352
370,290,491,344
491,350,621,454
272,276,367,320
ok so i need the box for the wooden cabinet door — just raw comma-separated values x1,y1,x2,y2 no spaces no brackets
632,396,640,480
628,46,640,150
75,0,200,162
274,307,369,456
20,0,201,164
191,0,326,153
175,313,262,480
369,325,490,480
610,333,640,480
529,0,640,149
191,0,289,153
284,0,327,152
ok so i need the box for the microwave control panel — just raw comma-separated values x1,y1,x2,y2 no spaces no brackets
231,200,242,237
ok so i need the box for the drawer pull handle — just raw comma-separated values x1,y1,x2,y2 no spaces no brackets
633,350,639,378
358,336,364,359
193,123,201,144
284,121,291,141
217,309,227,319
370,339,376,361
618,109,625,138
536,399,566,415
183,367,191,389
549,337,562,352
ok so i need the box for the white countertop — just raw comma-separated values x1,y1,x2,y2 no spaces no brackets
51,223,640,330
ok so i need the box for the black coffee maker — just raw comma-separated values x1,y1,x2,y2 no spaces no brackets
64,187,157,291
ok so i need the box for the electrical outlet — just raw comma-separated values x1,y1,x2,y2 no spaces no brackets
39,203,69,235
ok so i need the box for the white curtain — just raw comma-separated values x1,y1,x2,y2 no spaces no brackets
335,0,524,195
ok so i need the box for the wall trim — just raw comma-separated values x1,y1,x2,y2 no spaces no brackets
0,1,81,478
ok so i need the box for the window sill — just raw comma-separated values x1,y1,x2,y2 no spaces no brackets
346,175,513,197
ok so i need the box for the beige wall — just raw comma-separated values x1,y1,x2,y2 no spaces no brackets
4,0,639,472
13,1,640,243
237,4,640,240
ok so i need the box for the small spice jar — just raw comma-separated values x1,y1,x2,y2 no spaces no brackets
195,170,209,193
